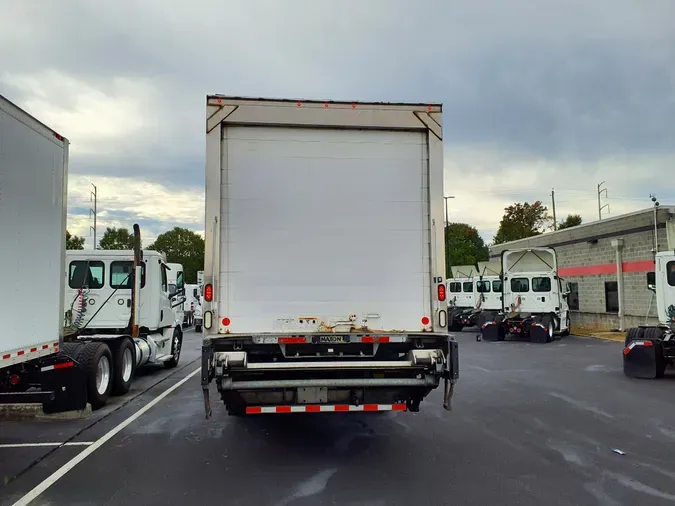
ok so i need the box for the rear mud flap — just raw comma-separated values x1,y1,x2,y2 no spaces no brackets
623,342,663,379
481,323,501,342
529,325,550,344
41,359,88,414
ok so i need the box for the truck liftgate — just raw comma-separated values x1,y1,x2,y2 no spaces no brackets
201,333,459,418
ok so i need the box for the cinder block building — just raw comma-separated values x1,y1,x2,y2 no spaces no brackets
489,207,675,330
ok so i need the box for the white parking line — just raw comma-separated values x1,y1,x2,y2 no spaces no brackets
0,442,93,449
13,366,201,506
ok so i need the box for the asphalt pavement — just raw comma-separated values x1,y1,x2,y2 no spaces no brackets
2,331,675,506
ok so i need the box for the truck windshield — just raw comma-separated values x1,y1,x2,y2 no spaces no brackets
532,277,552,292
510,278,529,292
476,281,491,292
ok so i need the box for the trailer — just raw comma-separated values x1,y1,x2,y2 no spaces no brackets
447,265,478,331
481,247,571,343
623,252,675,378
0,94,87,413
200,96,458,417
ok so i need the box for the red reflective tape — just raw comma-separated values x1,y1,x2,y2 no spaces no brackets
362,336,374,343
53,342,59,347
363,404,379,411
392,404,407,411
30,348,37,352
623,347,631,356
378,336,390,343
246,406,262,414
305,405,321,413
2,354,10,360
623,260,656,273
643,341,654,347
334,405,350,412
54,361,74,370
17,350,25,356
42,345,49,350
276,406,292,413
279,337,306,344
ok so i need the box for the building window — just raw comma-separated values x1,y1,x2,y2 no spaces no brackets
510,278,529,293
567,282,579,310
463,282,473,293
605,281,619,313
69,261,104,289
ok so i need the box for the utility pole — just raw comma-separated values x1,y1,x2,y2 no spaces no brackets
443,196,455,227
597,181,609,220
551,189,557,230
89,183,97,249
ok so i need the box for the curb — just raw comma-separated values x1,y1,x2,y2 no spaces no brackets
0,403,92,421
574,332,625,343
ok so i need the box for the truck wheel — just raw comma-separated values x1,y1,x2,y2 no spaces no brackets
111,338,136,396
62,341,84,358
625,327,644,346
164,328,182,369
560,314,571,337
79,342,113,410
540,315,554,343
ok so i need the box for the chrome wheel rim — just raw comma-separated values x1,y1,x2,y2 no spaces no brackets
173,335,181,360
548,322,554,338
96,355,111,395
122,347,133,382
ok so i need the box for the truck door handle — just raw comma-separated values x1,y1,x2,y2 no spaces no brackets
541,297,546,302
127,299,131,308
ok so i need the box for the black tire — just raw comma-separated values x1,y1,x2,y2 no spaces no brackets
62,341,84,358
110,338,136,396
643,327,667,378
78,342,113,410
164,328,182,369
541,315,555,343
195,325,202,333
625,327,644,346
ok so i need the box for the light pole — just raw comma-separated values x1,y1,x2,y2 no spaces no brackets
443,196,455,227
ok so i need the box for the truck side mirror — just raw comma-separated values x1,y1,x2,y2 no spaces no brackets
647,272,656,292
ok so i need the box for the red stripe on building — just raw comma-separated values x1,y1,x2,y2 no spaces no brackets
559,260,655,277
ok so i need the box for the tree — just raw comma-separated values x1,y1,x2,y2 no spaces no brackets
147,227,204,283
493,201,552,245
445,223,489,277
558,214,582,230
99,227,135,250
66,230,85,250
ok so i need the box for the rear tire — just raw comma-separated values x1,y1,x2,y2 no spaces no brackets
110,338,136,396
625,327,644,346
164,328,182,369
643,327,667,378
78,342,113,410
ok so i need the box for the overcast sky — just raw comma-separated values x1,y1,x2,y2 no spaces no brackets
2,0,674,245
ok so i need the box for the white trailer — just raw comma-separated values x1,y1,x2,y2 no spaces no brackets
623,252,675,378
481,247,571,343
200,96,458,417
0,94,87,412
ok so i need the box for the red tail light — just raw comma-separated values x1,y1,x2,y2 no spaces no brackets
204,284,213,302
437,284,446,302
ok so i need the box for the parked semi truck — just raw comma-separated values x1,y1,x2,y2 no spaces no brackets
623,252,675,378
447,265,478,331
200,96,458,417
481,247,571,343
166,262,185,326
63,238,185,408
0,94,87,413
474,260,503,328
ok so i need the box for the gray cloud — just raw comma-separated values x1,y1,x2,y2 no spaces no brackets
2,0,675,242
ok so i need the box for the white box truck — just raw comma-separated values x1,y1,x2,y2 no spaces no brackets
200,96,458,417
0,94,87,413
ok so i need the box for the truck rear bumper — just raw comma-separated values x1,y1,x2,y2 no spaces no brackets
201,335,458,417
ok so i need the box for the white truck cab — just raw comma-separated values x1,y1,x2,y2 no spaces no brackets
481,247,570,343
63,237,185,408
624,252,675,378
475,260,503,313
446,265,476,310
166,263,185,326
